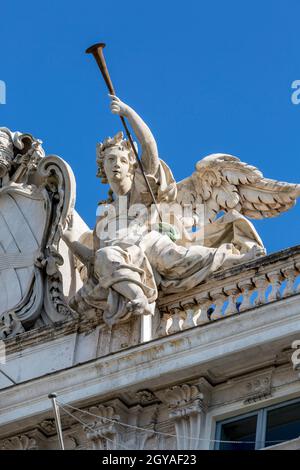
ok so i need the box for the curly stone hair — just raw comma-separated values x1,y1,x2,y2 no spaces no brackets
96,131,137,184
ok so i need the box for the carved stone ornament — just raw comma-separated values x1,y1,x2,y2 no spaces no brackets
243,369,274,404
154,379,212,450
0,434,38,450
135,389,158,405
83,404,120,450
0,311,24,339
156,383,207,418
38,419,57,436
0,128,77,339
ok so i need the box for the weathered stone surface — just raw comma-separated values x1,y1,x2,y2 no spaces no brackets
61,95,300,328
0,128,89,340
1,93,300,450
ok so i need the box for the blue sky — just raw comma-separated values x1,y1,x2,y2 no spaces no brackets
1,0,300,253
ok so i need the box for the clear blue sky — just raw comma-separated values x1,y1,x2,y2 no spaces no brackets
1,0,300,253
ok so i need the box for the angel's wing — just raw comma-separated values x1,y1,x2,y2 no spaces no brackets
176,153,300,225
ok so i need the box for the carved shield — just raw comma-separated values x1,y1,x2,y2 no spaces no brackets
0,128,77,339
0,185,48,326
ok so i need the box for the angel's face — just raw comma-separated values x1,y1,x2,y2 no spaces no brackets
103,147,131,183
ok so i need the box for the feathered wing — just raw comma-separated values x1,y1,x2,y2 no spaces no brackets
176,153,300,226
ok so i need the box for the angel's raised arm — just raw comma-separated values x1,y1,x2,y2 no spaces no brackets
109,95,159,175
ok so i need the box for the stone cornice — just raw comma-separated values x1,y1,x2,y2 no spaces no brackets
2,316,105,355
0,293,299,434
3,244,300,355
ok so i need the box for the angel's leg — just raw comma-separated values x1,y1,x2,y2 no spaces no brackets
110,278,153,316
144,231,265,289
95,247,154,317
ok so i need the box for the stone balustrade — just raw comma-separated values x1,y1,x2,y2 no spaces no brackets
1,246,300,450
156,245,300,338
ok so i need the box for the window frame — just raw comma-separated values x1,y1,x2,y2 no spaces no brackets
215,397,300,450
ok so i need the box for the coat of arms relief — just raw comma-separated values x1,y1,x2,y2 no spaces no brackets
0,128,83,340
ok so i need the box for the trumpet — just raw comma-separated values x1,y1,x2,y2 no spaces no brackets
86,42,161,220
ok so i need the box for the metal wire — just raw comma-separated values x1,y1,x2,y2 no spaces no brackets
58,402,131,450
57,399,287,446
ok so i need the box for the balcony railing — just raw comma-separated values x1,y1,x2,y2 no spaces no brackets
155,245,300,338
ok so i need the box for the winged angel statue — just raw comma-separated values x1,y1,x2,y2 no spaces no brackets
63,96,300,326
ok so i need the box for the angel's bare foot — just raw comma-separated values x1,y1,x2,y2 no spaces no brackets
241,245,266,262
126,297,153,316
222,245,266,269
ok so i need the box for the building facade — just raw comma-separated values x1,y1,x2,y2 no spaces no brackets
1,244,300,450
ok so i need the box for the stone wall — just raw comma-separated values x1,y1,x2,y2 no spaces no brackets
1,246,300,449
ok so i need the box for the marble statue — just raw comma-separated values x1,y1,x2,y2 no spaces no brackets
62,96,300,326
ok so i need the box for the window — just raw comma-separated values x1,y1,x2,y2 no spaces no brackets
265,401,300,447
215,398,300,450
219,414,257,450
